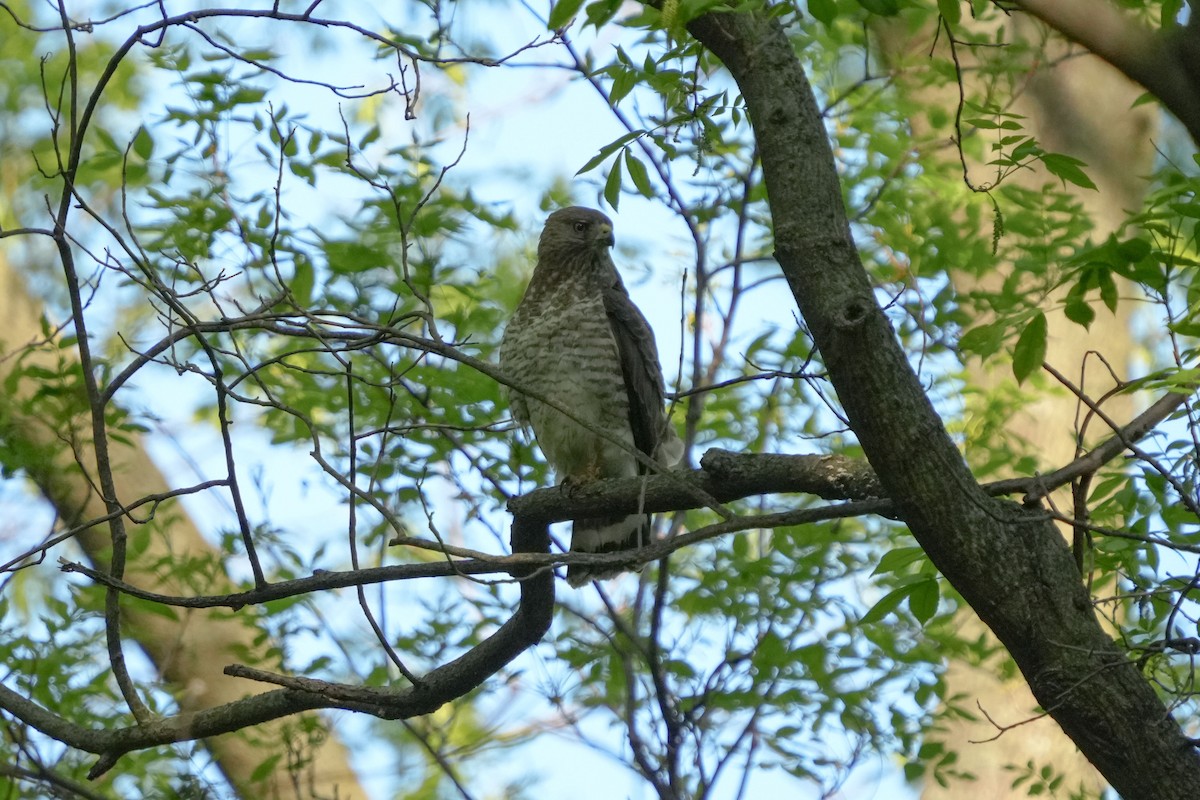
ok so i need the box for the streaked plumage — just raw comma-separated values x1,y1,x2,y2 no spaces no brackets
500,207,682,585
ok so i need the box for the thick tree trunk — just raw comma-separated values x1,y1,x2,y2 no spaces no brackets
0,254,368,799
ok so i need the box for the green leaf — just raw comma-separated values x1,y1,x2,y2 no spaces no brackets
676,0,727,24
576,130,644,176
1041,153,1097,190
1167,320,1200,337
871,546,927,577
1011,138,1040,160
290,256,315,306
1162,0,1184,27
250,753,283,783
958,321,1005,359
1169,201,1200,219
624,149,654,197
861,585,913,624
94,126,120,152
1116,237,1151,262
609,68,638,106
1012,312,1047,384
585,0,625,27
358,125,381,148
963,117,1005,130
1132,91,1158,108
808,0,837,24
857,0,900,15
1063,294,1095,328
548,0,588,30
132,126,154,159
1097,269,1119,312
604,157,623,210
755,630,786,666
908,578,940,624
231,87,267,106
731,532,748,560
937,0,961,25
86,150,123,171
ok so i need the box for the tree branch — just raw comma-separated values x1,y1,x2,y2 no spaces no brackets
1011,0,1200,144
59,387,1190,611
5,519,554,779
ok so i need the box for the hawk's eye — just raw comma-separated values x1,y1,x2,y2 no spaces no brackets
573,221,587,233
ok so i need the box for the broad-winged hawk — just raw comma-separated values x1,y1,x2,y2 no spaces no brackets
500,207,682,585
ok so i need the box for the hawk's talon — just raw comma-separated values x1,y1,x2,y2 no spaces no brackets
559,467,600,497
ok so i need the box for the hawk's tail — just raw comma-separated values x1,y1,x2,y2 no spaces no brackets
566,513,651,587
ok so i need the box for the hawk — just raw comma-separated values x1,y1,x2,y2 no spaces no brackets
500,206,682,585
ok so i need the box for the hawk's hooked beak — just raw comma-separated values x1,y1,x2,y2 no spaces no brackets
597,223,615,248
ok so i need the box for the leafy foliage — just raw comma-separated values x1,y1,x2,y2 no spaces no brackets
0,1,1199,799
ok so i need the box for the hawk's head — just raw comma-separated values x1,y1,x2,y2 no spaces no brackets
540,207,615,260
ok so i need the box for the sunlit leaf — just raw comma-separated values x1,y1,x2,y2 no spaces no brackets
1012,312,1047,384
624,148,654,197
937,0,961,25
548,0,588,29
1041,153,1097,190
604,157,623,209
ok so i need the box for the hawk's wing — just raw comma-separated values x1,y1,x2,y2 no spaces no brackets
602,273,670,464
